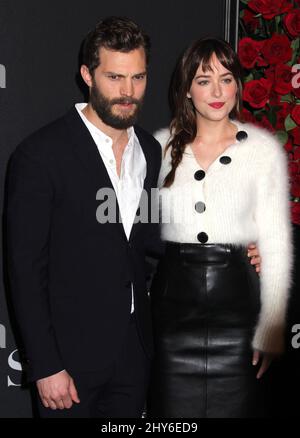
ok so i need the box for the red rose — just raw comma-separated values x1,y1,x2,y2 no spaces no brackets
261,34,292,65
291,127,300,145
274,64,293,95
291,175,300,197
289,161,299,177
292,62,300,98
238,38,263,69
292,82,300,99
291,105,300,125
241,108,256,123
291,201,300,226
284,137,294,152
265,66,275,81
248,0,293,20
243,78,272,108
284,9,300,37
276,103,292,130
269,90,281,106
294,146,300,161
242,9,260,32
254,115,275,132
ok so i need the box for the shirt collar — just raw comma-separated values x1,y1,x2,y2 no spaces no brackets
75,103,135,148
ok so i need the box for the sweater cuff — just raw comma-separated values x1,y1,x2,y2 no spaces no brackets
252,321,286,355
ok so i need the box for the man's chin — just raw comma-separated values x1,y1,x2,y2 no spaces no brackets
112,107,137,118
112,111,139,124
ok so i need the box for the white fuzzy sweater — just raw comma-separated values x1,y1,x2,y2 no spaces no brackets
155,120,293,354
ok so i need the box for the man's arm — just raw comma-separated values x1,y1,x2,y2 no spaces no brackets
6,146,63,381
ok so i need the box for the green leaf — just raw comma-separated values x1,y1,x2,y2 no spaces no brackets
291,38,300,51
275,16,281,34
253,70,265,80
253,109,265,118
280,94,293,103
268,109,277,127
290,38,300,64
276,130,289,145
240,0,249,4
285,114,298,131
244,73,254,82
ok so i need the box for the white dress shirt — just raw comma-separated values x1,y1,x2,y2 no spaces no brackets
75,103,147,312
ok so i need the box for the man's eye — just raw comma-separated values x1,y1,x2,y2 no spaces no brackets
134,75,146,80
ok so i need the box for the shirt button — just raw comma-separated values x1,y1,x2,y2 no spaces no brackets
194,170,206,181
109,159,114,165
195,201,206,213
220,156,231,165
197,232,208,243
105,138,110,143
236,130,248,142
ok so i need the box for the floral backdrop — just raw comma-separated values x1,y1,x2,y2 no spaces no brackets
238,0,300,225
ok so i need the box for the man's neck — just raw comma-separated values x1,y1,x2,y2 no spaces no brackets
82,103,128,145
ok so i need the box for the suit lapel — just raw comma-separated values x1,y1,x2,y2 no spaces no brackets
64,107,127,241
129,127,153,241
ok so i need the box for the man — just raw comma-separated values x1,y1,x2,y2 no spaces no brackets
6,16,261,418
6,17,161,418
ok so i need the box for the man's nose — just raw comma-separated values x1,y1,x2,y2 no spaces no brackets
120,78,134,97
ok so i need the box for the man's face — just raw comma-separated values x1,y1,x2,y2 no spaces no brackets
88,47,147,129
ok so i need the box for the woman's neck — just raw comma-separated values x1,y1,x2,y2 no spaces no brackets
195,117,237,145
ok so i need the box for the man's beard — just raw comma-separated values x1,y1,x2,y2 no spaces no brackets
90,80,144,130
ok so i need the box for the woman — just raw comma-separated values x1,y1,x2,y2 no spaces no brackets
148,37,292,418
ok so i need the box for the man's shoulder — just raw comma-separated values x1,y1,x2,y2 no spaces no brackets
13,108,75,161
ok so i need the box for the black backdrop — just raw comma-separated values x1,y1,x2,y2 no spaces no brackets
0,0,234,418
1,0,299,419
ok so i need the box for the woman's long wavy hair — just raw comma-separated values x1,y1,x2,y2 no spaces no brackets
163,37,244,187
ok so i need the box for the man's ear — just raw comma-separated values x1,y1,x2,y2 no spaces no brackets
80,65,93,88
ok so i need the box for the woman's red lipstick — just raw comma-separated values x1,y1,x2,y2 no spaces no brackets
208,102,225,109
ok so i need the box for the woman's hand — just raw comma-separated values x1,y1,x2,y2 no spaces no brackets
252,350,274,379
247,244,261,274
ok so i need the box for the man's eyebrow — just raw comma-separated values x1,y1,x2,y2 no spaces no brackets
104,71,147,77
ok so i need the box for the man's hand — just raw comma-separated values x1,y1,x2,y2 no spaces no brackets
37,370,80,410
247,243,261,274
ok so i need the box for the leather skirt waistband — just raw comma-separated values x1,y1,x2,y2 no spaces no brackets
164,241,248,264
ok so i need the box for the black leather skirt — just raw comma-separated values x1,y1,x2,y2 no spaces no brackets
148,242,265,418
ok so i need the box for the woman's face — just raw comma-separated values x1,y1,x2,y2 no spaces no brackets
187,53,238,123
